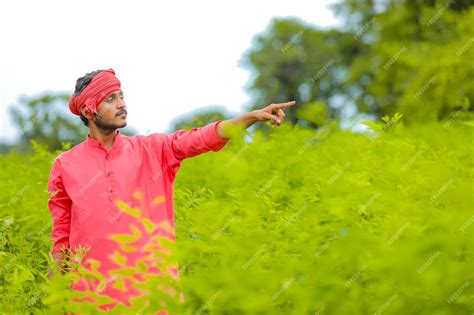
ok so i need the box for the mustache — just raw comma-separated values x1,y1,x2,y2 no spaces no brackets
116,110,127,117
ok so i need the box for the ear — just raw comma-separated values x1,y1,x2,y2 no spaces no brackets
80,106,93,120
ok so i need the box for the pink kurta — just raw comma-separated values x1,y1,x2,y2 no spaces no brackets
47,121,229,312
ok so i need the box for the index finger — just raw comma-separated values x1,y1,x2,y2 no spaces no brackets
272,101,296,110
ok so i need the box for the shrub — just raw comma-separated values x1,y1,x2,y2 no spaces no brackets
0,119,472,314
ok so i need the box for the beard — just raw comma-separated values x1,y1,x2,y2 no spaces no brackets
93,112,127,133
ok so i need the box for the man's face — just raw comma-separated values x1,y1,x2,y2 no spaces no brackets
93,89,127,131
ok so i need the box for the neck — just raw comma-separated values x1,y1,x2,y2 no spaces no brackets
88,125,117,151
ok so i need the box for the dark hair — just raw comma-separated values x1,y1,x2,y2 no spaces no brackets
73,69,105,126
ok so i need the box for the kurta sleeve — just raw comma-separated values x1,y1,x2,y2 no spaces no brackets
160,120,230,178
47,158,72,254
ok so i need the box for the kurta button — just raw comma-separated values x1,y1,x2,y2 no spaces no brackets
107,171,111,176
105,156,109,160
109,189,113,193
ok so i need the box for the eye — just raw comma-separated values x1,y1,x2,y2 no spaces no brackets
107,99,113,103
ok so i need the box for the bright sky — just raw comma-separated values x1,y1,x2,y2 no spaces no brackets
0,0,340,143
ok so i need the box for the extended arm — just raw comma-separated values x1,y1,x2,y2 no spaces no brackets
160,101,296,178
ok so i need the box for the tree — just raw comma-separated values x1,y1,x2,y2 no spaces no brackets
330,0,474,122
242,2,473,127
241,18,361,129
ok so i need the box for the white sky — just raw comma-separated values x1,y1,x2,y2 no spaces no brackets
0,0,340,143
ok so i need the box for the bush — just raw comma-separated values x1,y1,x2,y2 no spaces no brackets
0,119,472,314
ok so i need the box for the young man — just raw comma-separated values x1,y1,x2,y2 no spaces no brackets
47,68,295,311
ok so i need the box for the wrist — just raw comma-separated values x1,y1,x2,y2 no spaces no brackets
247,110,260,124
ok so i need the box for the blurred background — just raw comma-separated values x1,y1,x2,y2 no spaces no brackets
0,0,473,153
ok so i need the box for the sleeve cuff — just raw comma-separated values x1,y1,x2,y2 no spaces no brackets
201,120,230,152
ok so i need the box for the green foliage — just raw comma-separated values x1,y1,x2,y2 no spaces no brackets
362,112,403,132
243,1,474,126
242,18,356,126
1,118,472,314
296,102,329,127
9,93,87,153
338,1,474,123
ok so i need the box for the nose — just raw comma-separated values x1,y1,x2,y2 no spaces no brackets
117,97,126,109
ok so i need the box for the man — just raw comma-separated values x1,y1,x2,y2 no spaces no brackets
47,68,295,311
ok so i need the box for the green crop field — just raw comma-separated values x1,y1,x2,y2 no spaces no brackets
1,118,472,314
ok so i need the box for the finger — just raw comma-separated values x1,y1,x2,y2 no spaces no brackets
271,108,285,116
261,112,280,124
276,109,285,121
272,101,296,110
273,113,283,126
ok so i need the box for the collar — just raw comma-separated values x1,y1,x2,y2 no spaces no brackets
86,129,124,150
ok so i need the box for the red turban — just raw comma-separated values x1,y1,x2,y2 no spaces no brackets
68,68,121,116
